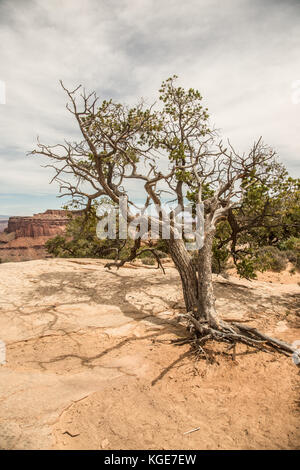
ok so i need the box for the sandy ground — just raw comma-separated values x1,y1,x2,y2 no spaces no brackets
0,258,299,450
228,261,300,285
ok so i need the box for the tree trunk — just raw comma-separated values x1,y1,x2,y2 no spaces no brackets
197,230,220,327
168,238,199,315
169,233,220,328
169,231,295,357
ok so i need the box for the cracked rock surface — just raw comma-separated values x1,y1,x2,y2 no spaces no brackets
0,258,299,449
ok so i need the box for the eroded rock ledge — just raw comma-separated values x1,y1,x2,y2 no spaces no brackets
6,210,69,238
0,210,72,262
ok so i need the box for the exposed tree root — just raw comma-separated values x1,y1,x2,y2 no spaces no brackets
178,313,298,359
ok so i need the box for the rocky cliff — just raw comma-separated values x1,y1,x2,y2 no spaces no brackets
6,210,69,238
0,209,70,262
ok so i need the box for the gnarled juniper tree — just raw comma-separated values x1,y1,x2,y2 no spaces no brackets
31,76,298,358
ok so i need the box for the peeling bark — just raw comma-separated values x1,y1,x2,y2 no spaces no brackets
197,230,220,327
168,238,199,315
168,232,220,328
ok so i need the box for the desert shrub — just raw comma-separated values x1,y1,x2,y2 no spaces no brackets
138,249,168,260
154,239,169,256
155,250,169,259
45,202,135,260
279,237,300,270
279,236,300,252
256,246,288,272
141,257,156,266
284,250,297,264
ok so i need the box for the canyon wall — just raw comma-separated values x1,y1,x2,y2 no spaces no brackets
0,210,71,262
6,210,69,238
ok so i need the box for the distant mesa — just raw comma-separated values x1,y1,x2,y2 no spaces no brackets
6,209,69,238
0,209,71,262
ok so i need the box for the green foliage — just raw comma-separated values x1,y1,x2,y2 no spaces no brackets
45,201,171,262
141,257,156,266
279,236,300,252
235,255,259,280
46,203,128,259
255,246,288,273
279,237,300,270
38,76,300,280
241,173,300,246
212,236,230,274
212,171,300,278
156,76,210,184
151,238,169,256
161,79,299,279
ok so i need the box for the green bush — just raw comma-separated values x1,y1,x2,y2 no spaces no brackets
279,236,300,252
284,250,297,264
279,237,300,270
141,257,156,266
256,246,288,272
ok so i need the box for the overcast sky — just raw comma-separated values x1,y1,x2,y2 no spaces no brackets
0,0,299,215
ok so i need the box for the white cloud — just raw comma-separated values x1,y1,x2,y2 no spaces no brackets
0,0,299,214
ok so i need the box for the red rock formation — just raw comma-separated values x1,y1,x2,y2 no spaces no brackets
0,210,71,262
6,210,69,239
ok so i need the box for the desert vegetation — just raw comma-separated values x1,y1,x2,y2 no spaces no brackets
31,76,300,359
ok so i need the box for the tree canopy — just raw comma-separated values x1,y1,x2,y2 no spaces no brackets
31,76,300,358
